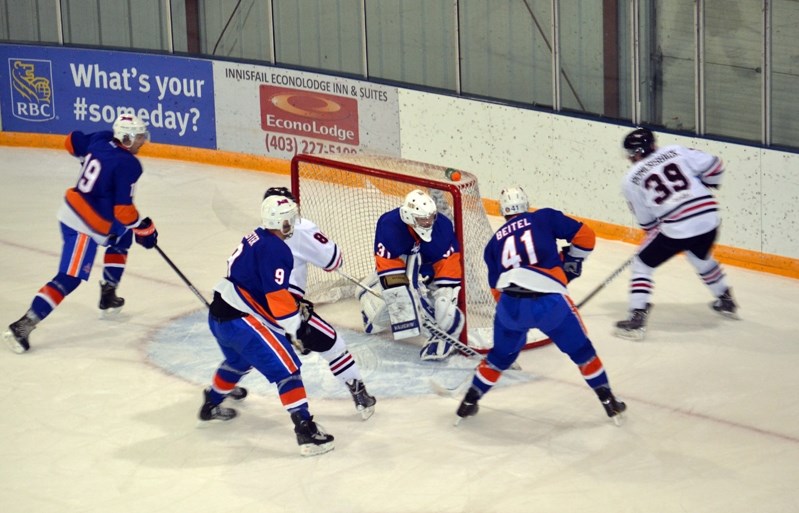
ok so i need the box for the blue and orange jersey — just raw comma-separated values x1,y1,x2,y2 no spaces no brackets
214,227,300,331
58,130,143,241
484,208,595,295
374,208,462,287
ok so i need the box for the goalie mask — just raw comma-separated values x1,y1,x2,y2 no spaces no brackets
400,189,437,242
261,195,299,239
499,186,529,217
112,113,150,151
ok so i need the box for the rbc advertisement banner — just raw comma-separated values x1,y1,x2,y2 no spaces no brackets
0,44,215,148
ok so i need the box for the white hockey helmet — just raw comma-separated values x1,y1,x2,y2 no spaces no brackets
400,189,437,242
112,113,150,149
499,186,529,217
261,195,299,238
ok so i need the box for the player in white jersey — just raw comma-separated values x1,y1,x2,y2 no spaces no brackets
615,128,738,340
264,187,376,420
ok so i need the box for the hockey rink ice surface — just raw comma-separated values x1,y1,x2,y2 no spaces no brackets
1,146,798,513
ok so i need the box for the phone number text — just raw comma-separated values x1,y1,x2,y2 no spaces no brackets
265,133,357,155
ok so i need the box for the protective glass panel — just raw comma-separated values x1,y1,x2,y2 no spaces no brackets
771,0,799,147
61,0,168,50
644,0,696,131
365,0,455,91
273,0,363,76
703,0,762,142
0,0,59,43
459,0,552,106
559,2,613,116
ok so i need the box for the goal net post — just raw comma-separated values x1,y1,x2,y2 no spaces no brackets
291,153,549,351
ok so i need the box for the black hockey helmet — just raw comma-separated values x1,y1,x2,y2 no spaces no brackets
263,186,296,202
623,127,656,158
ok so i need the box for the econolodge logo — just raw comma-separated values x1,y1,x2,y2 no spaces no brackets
259,85,359,145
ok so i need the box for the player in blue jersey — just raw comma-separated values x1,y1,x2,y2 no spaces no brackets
358,189,465,360
4,114,159,354
455,186,626,424
263,187,376,420
199,194,335,457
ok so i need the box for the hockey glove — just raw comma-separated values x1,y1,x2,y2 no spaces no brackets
294,298,314,354
287,332,310,355
133,217,158,249
561,245,584,282
298,298,314,321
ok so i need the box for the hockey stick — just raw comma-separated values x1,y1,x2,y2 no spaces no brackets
335,268,488,361
154,244,211,308
337,269,525,370
575,256,633,309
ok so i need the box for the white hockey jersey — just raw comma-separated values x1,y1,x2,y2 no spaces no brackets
621,144,724,239
284,218,343,297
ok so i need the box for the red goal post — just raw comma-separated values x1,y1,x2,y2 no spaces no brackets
290,153,550,352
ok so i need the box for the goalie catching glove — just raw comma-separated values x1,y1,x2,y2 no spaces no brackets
419,285,464,361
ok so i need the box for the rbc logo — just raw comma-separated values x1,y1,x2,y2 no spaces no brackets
9,58,55,122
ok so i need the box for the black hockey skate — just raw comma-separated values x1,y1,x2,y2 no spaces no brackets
596,386,627,426
711,288,739,319
291,412,335,456
198,388,237,421
99,280,125,314
228,386,248,401
614,303,652,341
3,311,39,354
347,379,376,420
455,388,481,426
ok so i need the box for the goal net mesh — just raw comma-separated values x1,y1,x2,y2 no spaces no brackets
291,153,540,350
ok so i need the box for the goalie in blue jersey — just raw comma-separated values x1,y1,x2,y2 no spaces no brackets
358,189,466,361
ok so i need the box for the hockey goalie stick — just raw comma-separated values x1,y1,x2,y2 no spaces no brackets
575,256,634,309
154,244,211,308
335,268,489,362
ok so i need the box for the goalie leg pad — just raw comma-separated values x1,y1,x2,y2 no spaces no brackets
382,285,421,340
358,274,389,334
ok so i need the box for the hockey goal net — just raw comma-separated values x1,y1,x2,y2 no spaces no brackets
291,153,549,351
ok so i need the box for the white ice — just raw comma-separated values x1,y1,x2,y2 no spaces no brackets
1,146,797,513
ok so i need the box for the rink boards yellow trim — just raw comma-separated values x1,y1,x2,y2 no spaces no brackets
3,131,796,280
